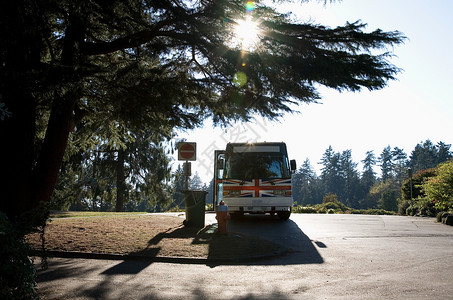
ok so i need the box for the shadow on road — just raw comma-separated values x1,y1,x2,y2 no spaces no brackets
131,213,324,267
101,260,153,275
36,215,323,299
224,214,324,266
37,257,295,300
101,214,324,269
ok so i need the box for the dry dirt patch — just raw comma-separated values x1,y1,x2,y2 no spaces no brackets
26,214,280,260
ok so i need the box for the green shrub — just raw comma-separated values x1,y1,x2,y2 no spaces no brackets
317,207,327,214
322,202,341,210
322,193,340,204
349,209,365,214
401,168,437,202
291,204,395,215
363,208,395,215
398,200,411,215
167,205,184,212
437,211,453,223
422,161,453,211
293,205,318,214
378,191,398,212
0,213,39,300
320,201,348,213
406,206,417,216
436,212,445,223
410,198,440,217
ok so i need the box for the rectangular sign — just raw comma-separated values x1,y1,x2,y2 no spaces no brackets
178,142,197,161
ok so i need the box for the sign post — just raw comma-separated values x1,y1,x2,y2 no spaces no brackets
178,142,197,190
177,142,206,228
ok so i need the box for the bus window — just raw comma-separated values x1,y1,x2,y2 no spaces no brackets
225,153,290,179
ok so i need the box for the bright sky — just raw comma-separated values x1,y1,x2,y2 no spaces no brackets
173,0,453,183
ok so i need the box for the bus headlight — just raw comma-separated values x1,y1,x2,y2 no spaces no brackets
273,190,292,196
224,190,241,197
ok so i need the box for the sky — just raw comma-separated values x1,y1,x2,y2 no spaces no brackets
173,0,453,183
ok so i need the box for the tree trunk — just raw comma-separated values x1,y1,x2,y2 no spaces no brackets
0,2,41,218
116,149,126,212
31,99,76,208
1,5,86,219
0,83,36,218
92,152,99,211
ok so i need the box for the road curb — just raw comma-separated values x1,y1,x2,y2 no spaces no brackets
31,247,289,265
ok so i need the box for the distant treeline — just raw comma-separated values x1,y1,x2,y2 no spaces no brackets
53,139,451,214
291,139,452,211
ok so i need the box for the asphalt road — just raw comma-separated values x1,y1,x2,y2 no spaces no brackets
36,213,453,299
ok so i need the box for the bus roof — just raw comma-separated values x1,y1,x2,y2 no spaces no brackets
226,142,287,154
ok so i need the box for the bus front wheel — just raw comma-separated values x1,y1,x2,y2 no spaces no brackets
277,209,291,220
230,211,244,220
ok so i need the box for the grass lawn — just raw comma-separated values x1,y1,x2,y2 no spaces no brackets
26,212,280,260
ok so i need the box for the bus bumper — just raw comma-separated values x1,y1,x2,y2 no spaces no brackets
224,197,293,213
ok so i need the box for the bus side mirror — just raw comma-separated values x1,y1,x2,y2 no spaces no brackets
217,158,225,170
290,159,297,172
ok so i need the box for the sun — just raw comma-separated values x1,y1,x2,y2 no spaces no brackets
232,16,260,51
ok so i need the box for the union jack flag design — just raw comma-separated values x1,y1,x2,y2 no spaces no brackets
223,179,291,198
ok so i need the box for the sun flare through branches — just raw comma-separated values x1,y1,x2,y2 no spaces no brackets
232,16,261,51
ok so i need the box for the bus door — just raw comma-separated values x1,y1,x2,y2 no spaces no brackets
213,150,226,210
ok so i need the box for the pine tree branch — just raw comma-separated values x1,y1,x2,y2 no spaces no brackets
81,29,192,55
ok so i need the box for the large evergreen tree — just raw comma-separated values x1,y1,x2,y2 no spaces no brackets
359,150,377,208
391,146,408,185
361,150,377,190
409,140,452,172
436,142,452,163
170,165,186,210
339,150,361,208
53,123,174,212
379,146,393,182
319,148,360,207
320,146,342,198
0,0,405,219
293,158,321,205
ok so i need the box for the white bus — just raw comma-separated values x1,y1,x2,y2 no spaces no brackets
214,142,296,220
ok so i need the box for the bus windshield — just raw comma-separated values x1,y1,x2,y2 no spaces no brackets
224,153,290,179
224,152,290,179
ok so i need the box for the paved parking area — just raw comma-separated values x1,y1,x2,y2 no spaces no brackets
37,214,453,299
